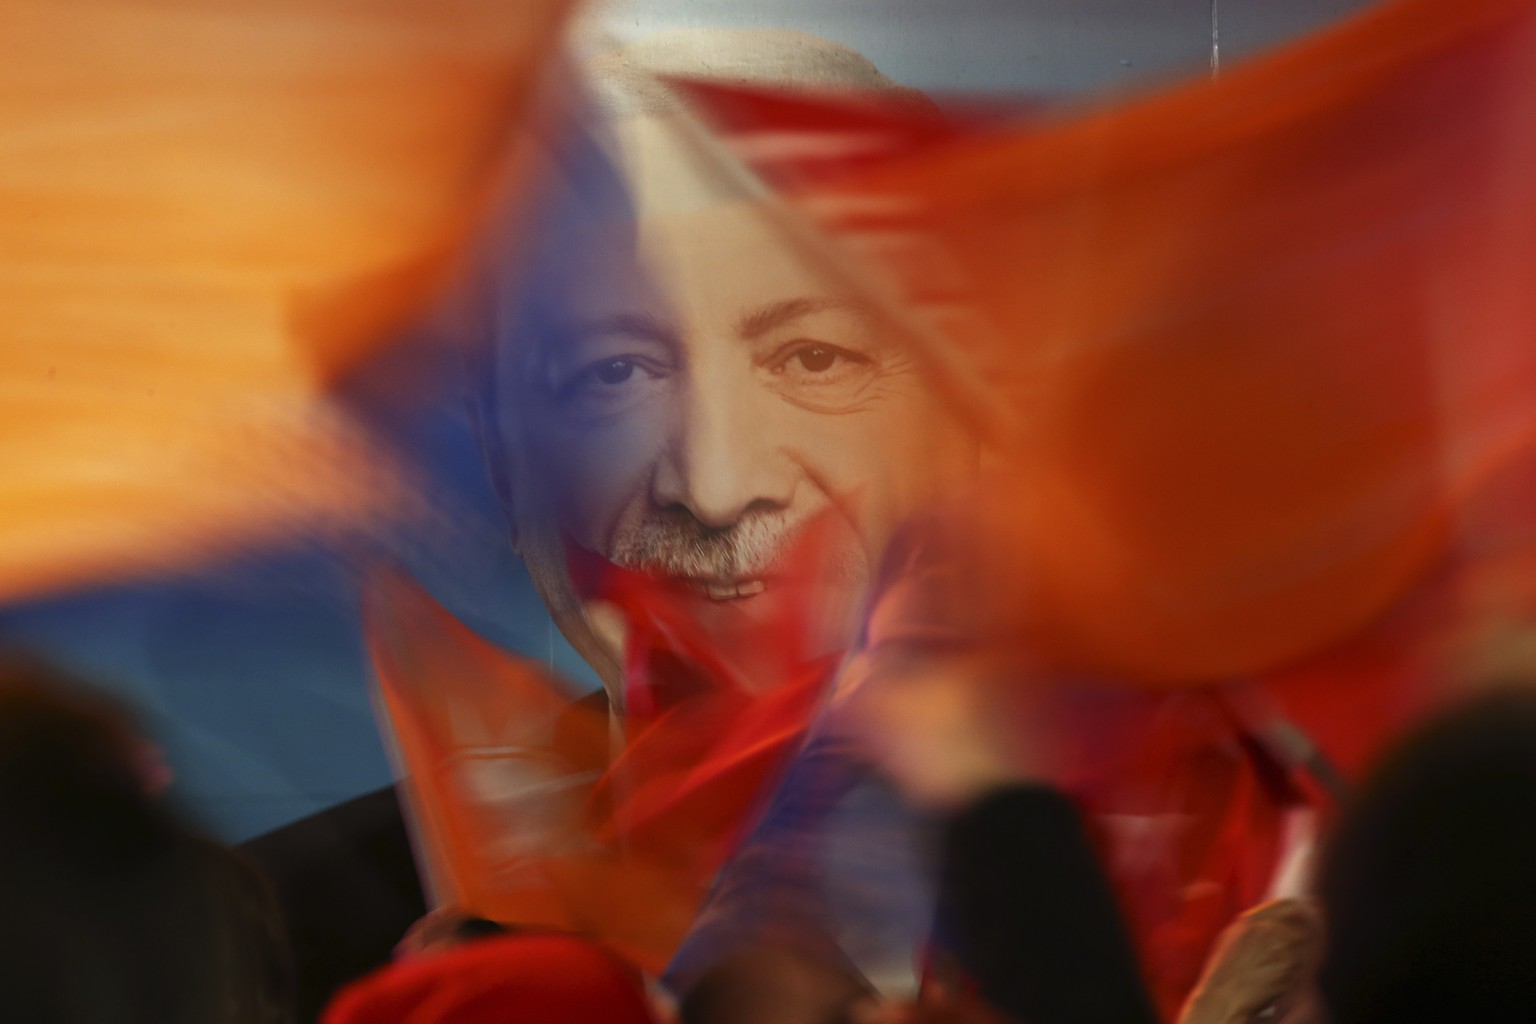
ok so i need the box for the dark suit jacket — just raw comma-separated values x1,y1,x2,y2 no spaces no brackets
242,786,424,1024
240,690,610,1022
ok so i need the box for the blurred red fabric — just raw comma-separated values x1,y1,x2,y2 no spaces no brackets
321,934,660,1024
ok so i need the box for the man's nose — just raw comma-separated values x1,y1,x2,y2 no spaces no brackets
650,375,797,528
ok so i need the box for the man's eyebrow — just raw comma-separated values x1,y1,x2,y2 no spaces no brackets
737,297,859,340
566,311,674,344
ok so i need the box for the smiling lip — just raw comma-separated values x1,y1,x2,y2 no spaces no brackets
689,578,769,602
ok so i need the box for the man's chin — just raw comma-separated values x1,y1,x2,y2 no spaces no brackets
694,571,865,673
578,569,866,693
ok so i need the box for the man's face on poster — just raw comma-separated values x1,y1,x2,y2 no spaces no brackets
496,114,975,692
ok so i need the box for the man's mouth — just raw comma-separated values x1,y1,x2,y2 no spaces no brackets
690,578,768,602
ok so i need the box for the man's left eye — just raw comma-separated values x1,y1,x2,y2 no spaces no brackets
774,342,870,378
793,345,839,373
767,340,878,409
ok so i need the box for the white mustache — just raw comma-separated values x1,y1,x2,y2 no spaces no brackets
608,511,794,582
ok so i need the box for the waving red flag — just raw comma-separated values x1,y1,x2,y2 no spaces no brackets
680,0,1536,686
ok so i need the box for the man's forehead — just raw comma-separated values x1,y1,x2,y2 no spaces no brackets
605,113,743,218
543,178,853,331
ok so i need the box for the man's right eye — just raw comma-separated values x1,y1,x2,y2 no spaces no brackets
591,358,635,386
549,355,669,414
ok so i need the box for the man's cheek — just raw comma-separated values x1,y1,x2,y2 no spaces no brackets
792,403,972,553
534,420,665,546
866,388,979,500
795,399,959,497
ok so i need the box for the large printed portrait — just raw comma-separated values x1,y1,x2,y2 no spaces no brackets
476,29,980,700
364,27,989,974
